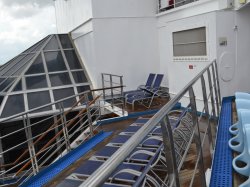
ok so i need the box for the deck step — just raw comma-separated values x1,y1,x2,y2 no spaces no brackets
210,97,233,187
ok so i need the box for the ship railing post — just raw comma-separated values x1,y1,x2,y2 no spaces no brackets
214,61,222,105
85,93,94,137
211,64,220,116
120,76,125,116
201,75,214,153
188,87,206,187
102,73,106,100
160,115,180,187
59,103,71,152
207,68,217,120
23,114,39,175
110,75,114,108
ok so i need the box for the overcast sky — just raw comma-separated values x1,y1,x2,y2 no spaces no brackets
0,0,56,64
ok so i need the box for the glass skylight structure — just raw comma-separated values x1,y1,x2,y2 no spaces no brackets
0,34,91,119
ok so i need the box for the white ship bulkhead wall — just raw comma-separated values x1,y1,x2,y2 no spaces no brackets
71,0,161,90
157,4,218,110
92,17,160,90
55,0,93,33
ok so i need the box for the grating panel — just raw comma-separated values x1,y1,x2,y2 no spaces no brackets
210,97,233,187
20,131,112,187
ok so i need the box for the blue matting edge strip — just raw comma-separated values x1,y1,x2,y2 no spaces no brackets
98,102,181,126
20,131,112,187
210,97,233,187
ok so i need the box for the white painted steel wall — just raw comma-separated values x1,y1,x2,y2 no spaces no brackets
69,0,160,91
55,0,93,33
158,11,217,99
92,0,157,17
92,18,160,90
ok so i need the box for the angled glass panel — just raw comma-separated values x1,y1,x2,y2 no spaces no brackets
0,78,15,92
64,50,82,70
25,54,45,74
72,71,88,83
13,80,22,92
1,94,25,118
4,54,35,76
49,73,71,87
44,51,67,72
53,88,76,109
0,78,5,85
58,34,73,49
27,91,52,113
0,96,3,106
0,55,25,76
44,35,60,51
22,36,49,53
77,85,92,101
26,75,48,89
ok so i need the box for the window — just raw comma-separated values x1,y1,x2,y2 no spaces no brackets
173,27,207,61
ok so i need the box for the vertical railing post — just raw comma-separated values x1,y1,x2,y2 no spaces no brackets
102,73,106,100
207,69,217,119
188,87,206,187
160,116,180,187
59,104,71,152
23,114,39,175
85,93,94,137
201,75,214,153
214,61,222,105
211,64,220,116
54,116,62,155
110,75,114,108
120,76,125,116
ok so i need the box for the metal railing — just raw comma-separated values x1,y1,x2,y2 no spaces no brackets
0,84,125,185
158,0,200,13
80,60,221,187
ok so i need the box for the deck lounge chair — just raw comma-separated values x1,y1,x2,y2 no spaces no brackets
124,73,156,97
126,74,165,110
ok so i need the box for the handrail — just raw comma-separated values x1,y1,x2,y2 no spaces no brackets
80,60,220,186
0,86,124,169
15,95,100,176
0,93,92,169
0,85,124,123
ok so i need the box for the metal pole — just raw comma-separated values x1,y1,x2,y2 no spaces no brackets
110,75,114,108
85,93,94,137
59,104,71,152
160,116,180,187
207,69,217,119
23,114,39,175
211,64,220,116
214,61,222,105
201,75,214,153
120,76,125,116
101,73,106,100
188,88,206,187
54,116,62,155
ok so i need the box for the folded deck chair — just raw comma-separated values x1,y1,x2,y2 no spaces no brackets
126,74,164,110
124,73,156,97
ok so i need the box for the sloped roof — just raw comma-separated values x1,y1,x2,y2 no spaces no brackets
0,34,91,118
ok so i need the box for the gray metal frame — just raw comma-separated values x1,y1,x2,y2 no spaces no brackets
0,34,92,119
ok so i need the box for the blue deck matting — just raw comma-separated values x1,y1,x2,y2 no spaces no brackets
210,97,233,187
20,131,112,187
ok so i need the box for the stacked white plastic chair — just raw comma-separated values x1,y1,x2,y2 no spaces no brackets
229,92,250,187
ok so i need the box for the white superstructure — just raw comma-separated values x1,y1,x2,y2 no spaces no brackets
54,0,250,99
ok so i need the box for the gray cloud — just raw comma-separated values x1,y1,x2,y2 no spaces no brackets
1,0,53,8
1,0,54,18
